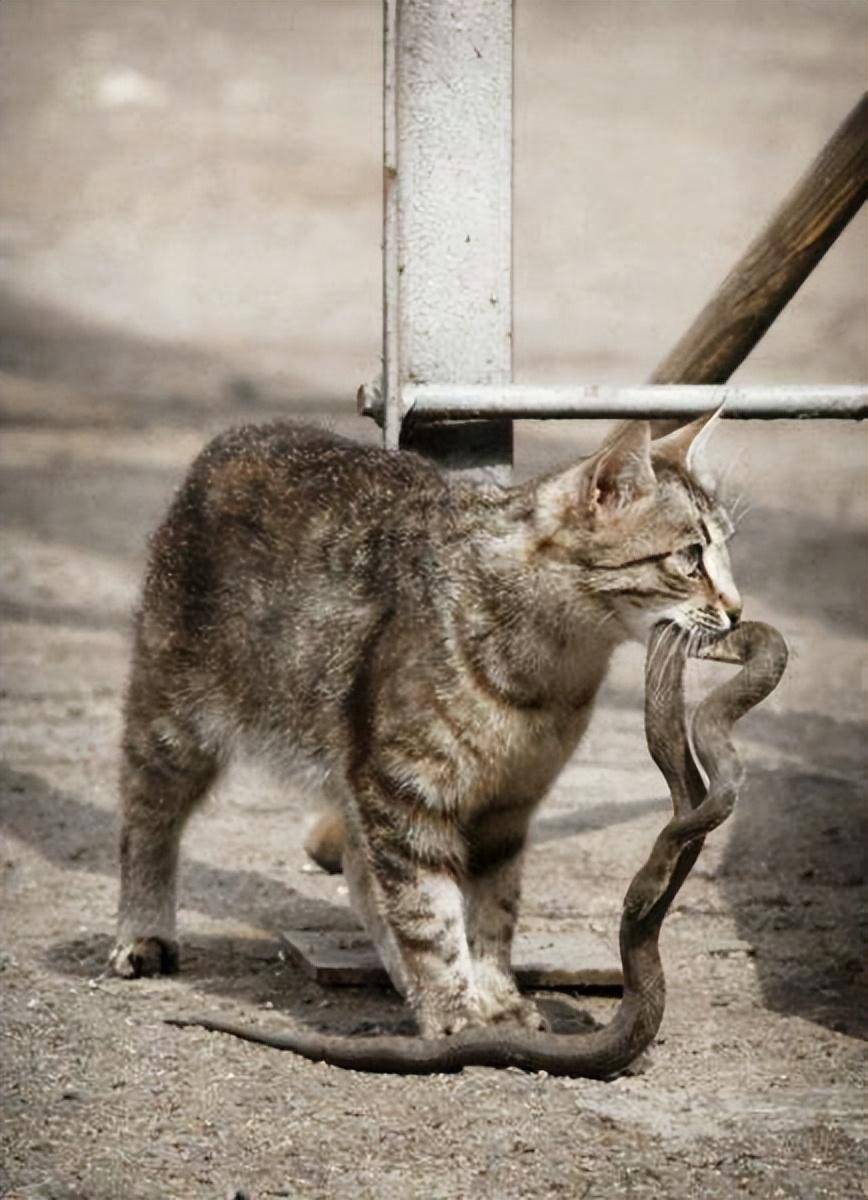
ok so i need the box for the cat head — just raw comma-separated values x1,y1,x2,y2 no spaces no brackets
532,415,740,643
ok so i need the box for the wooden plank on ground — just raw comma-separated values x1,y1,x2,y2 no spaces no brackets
280,929,622,993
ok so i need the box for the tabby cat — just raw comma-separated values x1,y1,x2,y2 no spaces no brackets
110,416,740,1037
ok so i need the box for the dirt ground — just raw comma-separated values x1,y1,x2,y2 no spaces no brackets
1,382,866,1199
1,2,867,1198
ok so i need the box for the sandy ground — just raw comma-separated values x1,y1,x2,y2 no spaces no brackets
1,2,867,1198
1,384,866,1200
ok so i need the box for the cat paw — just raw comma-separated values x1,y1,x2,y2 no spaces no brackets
416,994,487,1038
511,997,550,1033
417,1014,464,1038
483,993,549,1032
109,936,179,979
304,811,345,875
473,961,544,1028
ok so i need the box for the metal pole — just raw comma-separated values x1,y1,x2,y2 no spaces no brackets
360,382,867,422
382,0,514,476
367,26,866,444
406,383,868,421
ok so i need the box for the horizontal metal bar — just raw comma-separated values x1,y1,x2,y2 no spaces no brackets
358,383,867,422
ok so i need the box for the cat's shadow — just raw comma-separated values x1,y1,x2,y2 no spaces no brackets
3,759,865,1042
1,761,359,1037
46,929,606,1040
0,763,622,1041
2,763,608,1036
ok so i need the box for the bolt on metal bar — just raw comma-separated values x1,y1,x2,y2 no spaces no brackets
358,382,867,422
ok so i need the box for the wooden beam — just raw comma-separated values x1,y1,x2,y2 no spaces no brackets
649,93,868,433
281,928,622,993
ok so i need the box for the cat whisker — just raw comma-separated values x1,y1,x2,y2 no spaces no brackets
652,625,689,700
646,621,680,676
716,449,748,509
686,626,705,663
594,609,617,633
658,632,689,701
728,493,753,530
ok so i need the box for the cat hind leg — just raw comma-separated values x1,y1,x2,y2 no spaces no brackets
110,711,218,979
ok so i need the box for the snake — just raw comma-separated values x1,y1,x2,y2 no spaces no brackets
167,619,788,1077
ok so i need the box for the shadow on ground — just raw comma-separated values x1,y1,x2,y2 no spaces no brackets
0,764,618,1039
0,764,351,936
3,753,865,1041
720,767,868,1040
0,285,319,415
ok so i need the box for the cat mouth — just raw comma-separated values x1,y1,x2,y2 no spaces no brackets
690,623,731,648
651,617,730,649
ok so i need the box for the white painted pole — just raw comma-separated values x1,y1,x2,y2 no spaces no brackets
399,383,868,421
382,0,514,474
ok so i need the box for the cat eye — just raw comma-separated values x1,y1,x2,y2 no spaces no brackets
677,543,704,576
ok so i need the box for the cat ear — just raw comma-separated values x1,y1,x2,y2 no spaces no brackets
585,420,656,513
651,407,722,481
536,421,656,529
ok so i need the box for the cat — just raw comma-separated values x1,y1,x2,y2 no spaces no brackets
109,415,741,1037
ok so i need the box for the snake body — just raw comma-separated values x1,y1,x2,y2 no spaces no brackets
167,620,787,1077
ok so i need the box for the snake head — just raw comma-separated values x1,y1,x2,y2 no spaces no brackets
693,620,789,676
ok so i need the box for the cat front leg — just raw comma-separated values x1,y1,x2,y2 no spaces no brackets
342,786,483,1038
464,805,548,1032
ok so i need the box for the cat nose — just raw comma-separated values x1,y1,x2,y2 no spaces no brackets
725,602,742,628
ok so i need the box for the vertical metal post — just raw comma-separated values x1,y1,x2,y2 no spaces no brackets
383,0,514,477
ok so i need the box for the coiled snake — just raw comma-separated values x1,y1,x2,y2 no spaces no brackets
168,619,788,1077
